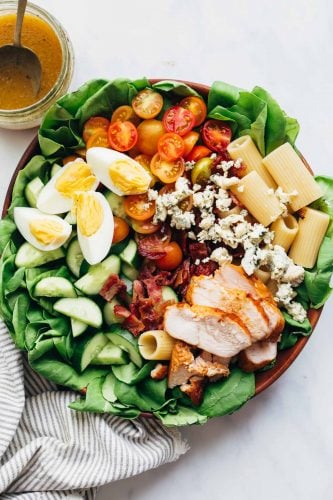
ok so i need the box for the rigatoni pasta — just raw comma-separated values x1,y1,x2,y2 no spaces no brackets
270,214,299,251
288,207,330,268
227,135,276,188
230,171,283,226
138,330,175,360
262,143,322,212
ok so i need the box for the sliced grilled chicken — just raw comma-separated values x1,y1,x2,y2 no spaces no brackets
200,350,231,368
187,275,270,342
214,264,285,340
238,341,278,372
189,355,229,378
164,304,252,358
180,376,205,406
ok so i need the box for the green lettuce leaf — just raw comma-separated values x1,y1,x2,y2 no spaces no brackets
198,368,255,418
279,312,312,350
152,80,200,97
0,218,17,253
155,405,207,426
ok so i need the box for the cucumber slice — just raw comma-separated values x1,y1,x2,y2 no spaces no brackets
72,332,108,372
15,242,65,268
74,254,121,295
161,286,179,302
66,239,84,278
64,211,77,225
105,191,128,220
71,318,88,337
91,342,127,365
106,326,143,368
119,239,139,267
103,298,123,325
121,262,139,281
110,238,129,255
25,177,44,208
120,274,133,295
102,373,117,402
54,297,103,327
79,259,90,276
51,163,62,177
34,277,77,298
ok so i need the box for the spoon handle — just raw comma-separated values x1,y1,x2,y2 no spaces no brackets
14,0,27,47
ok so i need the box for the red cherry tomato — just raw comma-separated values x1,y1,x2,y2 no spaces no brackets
108,121,138,152
201,120,232,152
86,129,110,149
83,116,110,143
163,106,195,136
182,131,199,157
186,145,212,162
124,193,155,221
150,154,185,184
156,242,183,270
158,133,185,161
180,96,207,126
112,217,130,244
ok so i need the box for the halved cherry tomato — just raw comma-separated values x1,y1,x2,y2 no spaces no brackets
108,121,138,152
124,193,155,221
150,154,185,184
186,145,212,162
134,154,157,187
158,133,185,161
63,155,79,165
156,241,183,270
180,96,207,126
201,120,232,152
86,129,110,149
131,218,161,234
112,216,130,244
111,105,140,125
137,119,165,156
83,116,110,143
191,157,214,184
182,131,199,157
132,89,164,119
163,106,195,136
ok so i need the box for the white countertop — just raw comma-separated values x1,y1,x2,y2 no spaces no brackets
1,1,332,499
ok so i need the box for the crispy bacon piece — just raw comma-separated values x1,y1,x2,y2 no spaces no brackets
189,242,209,261
113,305,145,336
137,227,171,260
230,161,246,178
143,278,163,302
192,260,218,277
100,274,127,302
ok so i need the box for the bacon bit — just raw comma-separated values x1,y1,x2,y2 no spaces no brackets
143,278,163,302
178,230,189,255
150,363,168,380
138,238,167,260
114,304,131,319
230,161,246,178
100,274,127,302
192,260,218,277
132,280,145,302
123,314,145,336
189,242,209,261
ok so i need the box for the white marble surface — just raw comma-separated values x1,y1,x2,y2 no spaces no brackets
1,1,333,498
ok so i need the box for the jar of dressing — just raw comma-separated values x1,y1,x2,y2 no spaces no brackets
0,1,74,130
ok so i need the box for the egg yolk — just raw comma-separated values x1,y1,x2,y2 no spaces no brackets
30,220,65,245
108,160,150,194
75,192,104,237
55,162,97,198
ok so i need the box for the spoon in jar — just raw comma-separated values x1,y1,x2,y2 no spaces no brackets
0,0,42,96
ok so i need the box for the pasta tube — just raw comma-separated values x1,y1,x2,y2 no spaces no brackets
262,143,322,211
227,135,276,188
288,208,329,268
138,330,175,360
270,214,299,251
230,171,283,226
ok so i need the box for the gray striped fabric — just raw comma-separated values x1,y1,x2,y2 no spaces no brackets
0,322,189,499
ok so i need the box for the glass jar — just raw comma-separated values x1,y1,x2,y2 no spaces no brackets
0,1,74,130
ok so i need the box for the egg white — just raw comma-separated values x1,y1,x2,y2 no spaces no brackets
14,207,72,251
76,192,114,265
37,160,99,214
86,147,151,196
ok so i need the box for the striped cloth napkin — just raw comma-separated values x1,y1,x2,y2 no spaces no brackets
0,322,188,499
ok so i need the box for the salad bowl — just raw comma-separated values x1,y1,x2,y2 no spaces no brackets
1,78,330,425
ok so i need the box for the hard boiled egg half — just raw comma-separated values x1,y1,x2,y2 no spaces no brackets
73,191,114,265
14,208,72,251
37,159,99,214
86,147,151,196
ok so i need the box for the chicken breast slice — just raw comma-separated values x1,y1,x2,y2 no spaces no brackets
238,341,278,372
214,264,285,339
187,275,270,342
164,304,252,358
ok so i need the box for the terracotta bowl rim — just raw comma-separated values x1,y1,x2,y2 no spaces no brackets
1,78,323,402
